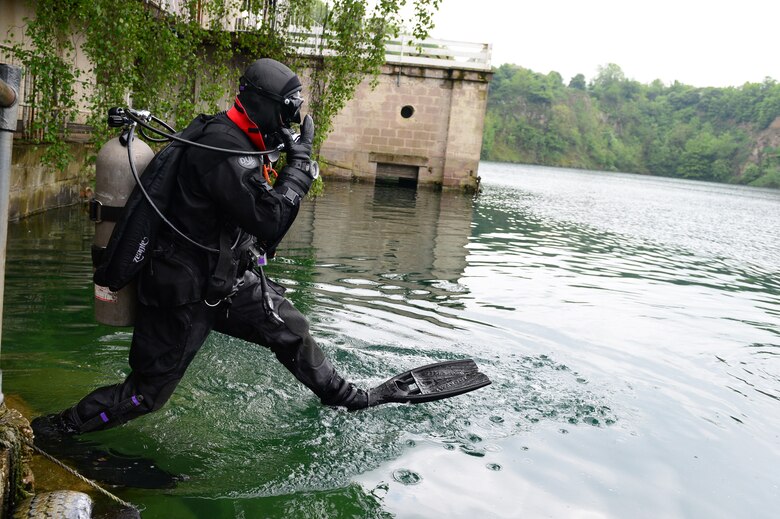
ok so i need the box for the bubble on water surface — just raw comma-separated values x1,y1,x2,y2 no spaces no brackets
392,469,422,485
459,445,486,457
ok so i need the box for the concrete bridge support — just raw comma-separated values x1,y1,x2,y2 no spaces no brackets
317,64,492,190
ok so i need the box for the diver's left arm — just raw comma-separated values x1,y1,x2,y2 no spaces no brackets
200,116,316,247
201,144,314,248
199,158,303,247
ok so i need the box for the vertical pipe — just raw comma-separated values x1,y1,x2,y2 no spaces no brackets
0,64,23,406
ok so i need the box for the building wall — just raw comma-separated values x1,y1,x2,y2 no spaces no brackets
1,0,96,127
317,64,492,189
2,0,96,220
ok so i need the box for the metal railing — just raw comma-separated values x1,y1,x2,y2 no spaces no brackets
144,0,184,16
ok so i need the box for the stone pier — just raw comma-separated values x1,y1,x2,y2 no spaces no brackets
317,63,492,190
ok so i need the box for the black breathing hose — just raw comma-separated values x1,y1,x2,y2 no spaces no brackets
123,108,287,156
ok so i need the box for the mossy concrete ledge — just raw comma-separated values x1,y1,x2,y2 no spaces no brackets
0,404,34,517
9,141,93,221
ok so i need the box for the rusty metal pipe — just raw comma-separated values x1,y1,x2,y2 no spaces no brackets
0,77,16,108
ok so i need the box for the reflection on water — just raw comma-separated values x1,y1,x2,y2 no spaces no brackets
3,165,780,518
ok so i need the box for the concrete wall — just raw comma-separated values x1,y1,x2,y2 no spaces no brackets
317,64,492,190
8,143,91,221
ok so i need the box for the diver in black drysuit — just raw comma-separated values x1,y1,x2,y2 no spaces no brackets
34,58,370,438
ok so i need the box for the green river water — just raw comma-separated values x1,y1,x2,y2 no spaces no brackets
3,162,779,518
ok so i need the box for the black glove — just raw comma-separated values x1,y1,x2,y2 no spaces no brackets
276,115,316,200
281,114,314,162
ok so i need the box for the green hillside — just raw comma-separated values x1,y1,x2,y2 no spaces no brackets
482,64,780,188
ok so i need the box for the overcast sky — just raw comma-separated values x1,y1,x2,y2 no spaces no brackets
427,0,778,88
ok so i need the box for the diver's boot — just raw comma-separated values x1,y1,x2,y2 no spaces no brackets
30,407,176,489
307,359,369,411
30,408,81,449
292,353,369,411
318,376,369,411
336,385,370,411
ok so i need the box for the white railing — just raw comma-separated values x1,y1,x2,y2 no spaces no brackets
144,0,184,16
276,27,492,71
384,35,491,71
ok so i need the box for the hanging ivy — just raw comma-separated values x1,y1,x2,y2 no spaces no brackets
7,0,81,170
6,0,441,169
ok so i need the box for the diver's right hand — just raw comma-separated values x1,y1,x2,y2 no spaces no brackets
276,115,317,199
280,114,314,163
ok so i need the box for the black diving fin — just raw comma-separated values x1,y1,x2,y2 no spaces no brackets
367,359,491,407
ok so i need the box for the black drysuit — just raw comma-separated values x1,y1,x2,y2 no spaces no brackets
69,113,358,432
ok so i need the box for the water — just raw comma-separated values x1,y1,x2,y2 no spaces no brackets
3,163,779,518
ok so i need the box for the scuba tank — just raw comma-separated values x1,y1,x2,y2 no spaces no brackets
90,135,153,326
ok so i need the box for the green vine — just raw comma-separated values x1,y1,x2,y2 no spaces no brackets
6,0,441,172
7,0,81,170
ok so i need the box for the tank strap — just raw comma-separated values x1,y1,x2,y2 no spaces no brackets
88,198,124,223
90,244,104,268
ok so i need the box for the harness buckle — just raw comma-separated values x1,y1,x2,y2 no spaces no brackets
88,198,103,222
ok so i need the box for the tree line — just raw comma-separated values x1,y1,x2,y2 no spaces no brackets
481,63,780,188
